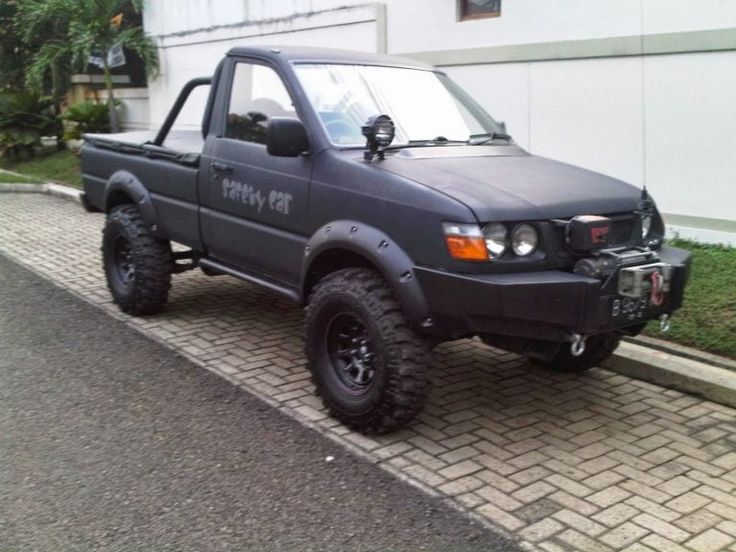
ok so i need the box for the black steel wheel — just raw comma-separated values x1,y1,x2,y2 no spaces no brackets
306,268,431,434
102,204,173,315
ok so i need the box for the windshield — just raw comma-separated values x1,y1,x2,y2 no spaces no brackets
293,63,503,146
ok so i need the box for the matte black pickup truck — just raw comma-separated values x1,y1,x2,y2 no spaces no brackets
82,46,691,434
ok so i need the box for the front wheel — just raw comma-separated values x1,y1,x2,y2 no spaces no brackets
529,332,621,373
102,204,173,315
305,268,431,434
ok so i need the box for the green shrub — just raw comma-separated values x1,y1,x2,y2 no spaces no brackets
61,100,112,138
0,91,58,160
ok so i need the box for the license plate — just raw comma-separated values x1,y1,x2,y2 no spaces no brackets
611,295,651,321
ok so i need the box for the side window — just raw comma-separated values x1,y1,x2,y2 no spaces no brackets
225,62,297,144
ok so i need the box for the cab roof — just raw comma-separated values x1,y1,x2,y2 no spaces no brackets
226,45,434,71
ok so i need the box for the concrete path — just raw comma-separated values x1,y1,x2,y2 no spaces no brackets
0,253,517,552
1,193,736,552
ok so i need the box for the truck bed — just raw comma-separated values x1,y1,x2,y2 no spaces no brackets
84,129,204,157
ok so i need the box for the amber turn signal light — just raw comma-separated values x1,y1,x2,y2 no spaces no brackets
442,222,489,261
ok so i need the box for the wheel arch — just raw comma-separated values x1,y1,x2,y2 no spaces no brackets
301,221,432,329
104,171,163,237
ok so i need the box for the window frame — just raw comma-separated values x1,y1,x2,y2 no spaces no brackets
457,0,501,21
222,58,301,147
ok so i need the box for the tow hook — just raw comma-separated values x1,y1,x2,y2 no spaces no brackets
659,314,671,333
569,333,587,357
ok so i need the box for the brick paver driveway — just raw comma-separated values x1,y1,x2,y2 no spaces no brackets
2,193,736,552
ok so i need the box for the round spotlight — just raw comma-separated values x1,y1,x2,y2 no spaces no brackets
361,114,395,160
511,224,538,256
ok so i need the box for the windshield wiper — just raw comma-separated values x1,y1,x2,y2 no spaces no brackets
407,137,467,146
467,132,513,145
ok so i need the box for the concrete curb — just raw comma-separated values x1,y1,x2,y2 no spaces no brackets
604,341,736,409
629,334,736,372
0,181,82,204
2,181,734,411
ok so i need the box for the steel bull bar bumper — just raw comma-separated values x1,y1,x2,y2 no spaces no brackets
414,245,691,343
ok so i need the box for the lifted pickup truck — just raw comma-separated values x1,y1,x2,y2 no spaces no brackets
82,46,691,434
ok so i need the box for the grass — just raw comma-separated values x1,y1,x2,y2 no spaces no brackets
643,237,736,359
1,150,82,188
0,170,41,183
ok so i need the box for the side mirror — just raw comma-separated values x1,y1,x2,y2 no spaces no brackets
267,117,309,157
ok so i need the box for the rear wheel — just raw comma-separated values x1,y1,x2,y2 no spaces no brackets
102,204,173,315
529,332,621,373
305,268,431,434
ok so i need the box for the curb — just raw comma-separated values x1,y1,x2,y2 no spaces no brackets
0,181,82,204
604,341,736,409
1,181,734,410
628,334,736,372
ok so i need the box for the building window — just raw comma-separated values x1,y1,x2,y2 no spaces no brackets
458,0,501,21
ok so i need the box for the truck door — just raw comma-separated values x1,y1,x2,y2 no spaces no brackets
199,59,311,286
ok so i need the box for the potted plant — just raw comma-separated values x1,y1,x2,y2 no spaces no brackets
61,100,113,153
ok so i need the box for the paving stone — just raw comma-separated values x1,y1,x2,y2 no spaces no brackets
599,521,650,549
592,503,639,528
674,510,723,534
685,529,734,552
553,509,607,537
632,513,690,543
519,518,564,543
666,491,712,515
587,486,632,508
514,498,561,524
2,194,736,552
437,459,483,480
437,475,484,496
556,528,614,552
475,503,524,532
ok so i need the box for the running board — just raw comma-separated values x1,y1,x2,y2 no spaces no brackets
198,258,300,302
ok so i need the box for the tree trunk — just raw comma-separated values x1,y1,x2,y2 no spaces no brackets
103,60,120,133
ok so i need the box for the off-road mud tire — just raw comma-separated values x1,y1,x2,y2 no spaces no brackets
305,268,431,434
102,204,173,315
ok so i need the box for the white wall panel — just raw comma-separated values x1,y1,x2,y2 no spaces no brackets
642,0,736,34
644,50,736,221
529,57,645,188
387,0,641,53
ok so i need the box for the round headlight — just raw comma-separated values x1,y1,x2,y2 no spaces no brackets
641,215,653,239
511,224,538,256
483,223,507,258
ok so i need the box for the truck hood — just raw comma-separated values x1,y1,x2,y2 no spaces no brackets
377,146,642,221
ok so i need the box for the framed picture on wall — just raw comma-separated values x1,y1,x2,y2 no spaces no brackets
458,0,501,21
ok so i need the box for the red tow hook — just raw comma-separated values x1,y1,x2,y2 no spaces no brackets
650,271,665,306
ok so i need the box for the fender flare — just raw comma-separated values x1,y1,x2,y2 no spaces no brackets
301,220,433,328
104,171,163,237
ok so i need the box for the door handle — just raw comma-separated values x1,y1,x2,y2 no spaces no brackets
211,161,233,173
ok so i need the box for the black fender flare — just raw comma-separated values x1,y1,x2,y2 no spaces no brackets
301,220,433,329
104,171,163,237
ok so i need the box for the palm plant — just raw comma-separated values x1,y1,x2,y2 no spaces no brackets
16,0,159,133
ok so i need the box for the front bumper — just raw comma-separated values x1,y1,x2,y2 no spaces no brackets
415,245,691,342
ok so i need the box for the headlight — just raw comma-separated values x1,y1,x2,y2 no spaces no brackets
641,214,653,239
483,223,507,258
511,224,538,256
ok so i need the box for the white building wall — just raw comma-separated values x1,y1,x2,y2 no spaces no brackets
140,0,736,244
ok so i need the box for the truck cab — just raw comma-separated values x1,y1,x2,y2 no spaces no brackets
81,46,691,434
